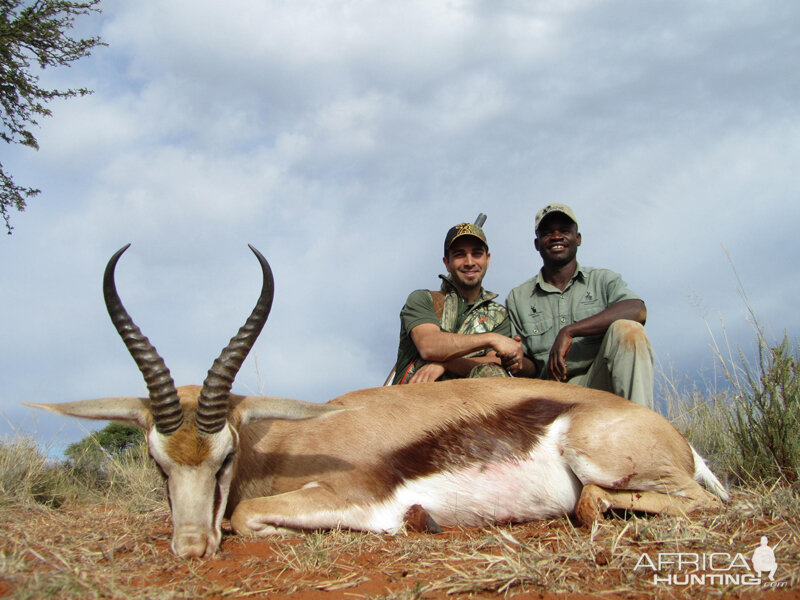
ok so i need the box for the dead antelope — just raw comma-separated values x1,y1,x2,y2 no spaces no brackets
25,245,728,558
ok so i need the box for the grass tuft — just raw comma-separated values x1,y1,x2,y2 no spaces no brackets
726,335,800,484
0,436,76,508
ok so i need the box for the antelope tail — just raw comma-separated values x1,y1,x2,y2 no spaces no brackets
691,445,730,501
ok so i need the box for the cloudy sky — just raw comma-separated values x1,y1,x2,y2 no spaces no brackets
3,0,798,453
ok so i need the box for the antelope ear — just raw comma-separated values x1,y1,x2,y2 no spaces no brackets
231,396,345,426
23,397,153,429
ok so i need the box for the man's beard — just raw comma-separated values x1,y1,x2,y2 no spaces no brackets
454,272,483,290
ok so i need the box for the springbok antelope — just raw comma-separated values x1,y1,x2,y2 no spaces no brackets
26,245,728,558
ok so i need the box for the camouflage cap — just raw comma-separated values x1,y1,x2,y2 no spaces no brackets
444,222,488,255
534,203,579,232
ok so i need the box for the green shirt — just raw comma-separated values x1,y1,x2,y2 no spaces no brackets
393,279,512,384
505,264,640,378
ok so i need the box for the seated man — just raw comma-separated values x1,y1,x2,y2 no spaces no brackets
504,204,655,409
392,221,523,384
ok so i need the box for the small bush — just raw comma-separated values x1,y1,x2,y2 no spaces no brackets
663,331,799,487
726,335,800,483
64,423,145,489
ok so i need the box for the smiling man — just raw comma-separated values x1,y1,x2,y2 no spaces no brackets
504,204,654,409
391,222,523,385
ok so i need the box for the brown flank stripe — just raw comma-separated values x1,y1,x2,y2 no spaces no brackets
378,398,574,491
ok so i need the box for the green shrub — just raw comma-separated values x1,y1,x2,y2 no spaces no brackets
663,328,798,487
62,423,166,511
64,422,144,460
63,422,145,488
726,335,800,483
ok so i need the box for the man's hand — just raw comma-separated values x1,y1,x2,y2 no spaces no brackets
496,335,525,375
409,362,447,384
547,328,574,381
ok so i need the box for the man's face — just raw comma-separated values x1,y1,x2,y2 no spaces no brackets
443,237,490,294
534,214,581,266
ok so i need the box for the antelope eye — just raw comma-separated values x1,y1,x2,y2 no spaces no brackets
220,452,235,470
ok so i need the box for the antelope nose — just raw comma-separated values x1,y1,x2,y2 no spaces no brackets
174,533,211,559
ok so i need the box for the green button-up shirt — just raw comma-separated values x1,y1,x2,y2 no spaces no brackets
505,264,640,378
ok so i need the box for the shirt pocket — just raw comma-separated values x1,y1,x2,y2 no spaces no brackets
574,301,602,322
573,304,604,343
523,313,554,336
521,314,554,356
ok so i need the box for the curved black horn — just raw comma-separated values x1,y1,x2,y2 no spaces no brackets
196,245,274,434
104,244,184,434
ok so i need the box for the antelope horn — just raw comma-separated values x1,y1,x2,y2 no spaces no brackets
196,245,274,434
103,244,184,434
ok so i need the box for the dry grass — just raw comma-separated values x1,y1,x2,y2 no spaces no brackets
0,482,797,599
0,436,77,509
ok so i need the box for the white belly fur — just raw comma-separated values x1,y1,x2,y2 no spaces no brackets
363,415,582,532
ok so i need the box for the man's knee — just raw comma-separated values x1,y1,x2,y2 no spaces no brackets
607,319,651,351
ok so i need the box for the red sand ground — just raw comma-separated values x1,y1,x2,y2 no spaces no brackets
1,496,797,599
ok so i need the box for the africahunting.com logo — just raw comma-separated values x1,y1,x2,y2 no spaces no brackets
634,536,785,587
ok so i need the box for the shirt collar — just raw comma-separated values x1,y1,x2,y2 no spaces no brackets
438,274,498,303
533,263,586,294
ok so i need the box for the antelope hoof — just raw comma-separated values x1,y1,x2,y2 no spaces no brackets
575,485,611,527
403,504,443,534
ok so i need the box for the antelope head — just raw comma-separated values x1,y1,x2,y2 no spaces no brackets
25,245,336,558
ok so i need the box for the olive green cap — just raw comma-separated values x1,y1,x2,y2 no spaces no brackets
534,203,578,232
